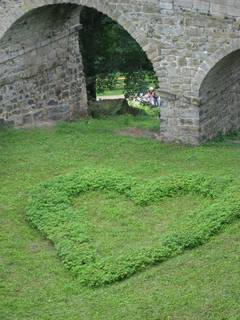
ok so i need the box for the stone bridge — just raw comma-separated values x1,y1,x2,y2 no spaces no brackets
1,0,240,144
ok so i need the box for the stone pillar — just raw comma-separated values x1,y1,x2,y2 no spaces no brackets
0,4,88,128
159,92,200,145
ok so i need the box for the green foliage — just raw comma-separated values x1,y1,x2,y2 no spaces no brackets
26,170,239,287
96,73,119,94
80,8,157,99
123,71,154,99
128,99,160,117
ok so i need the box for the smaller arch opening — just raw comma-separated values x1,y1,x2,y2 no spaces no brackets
199,49,240,141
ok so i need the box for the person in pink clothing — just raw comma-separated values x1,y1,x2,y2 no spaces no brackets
144,87,160,107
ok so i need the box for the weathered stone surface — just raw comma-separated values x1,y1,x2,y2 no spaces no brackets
199,49,240,141
0,4,88,128
0,0,240,144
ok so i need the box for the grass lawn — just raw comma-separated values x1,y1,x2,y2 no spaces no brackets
97,88,124,97
0,115,240,319
96,74,156,97
97,77,124,97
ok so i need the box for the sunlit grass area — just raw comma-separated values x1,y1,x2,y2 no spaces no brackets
97,77,125,97
1,114,240,319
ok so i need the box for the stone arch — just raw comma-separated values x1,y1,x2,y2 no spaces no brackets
0,1,160,128
192,38,240,97
0,0,159,75
3,0,239,144
196,40,240,141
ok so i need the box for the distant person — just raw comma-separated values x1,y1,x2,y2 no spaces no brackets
151,88,161,107
144,87,160,107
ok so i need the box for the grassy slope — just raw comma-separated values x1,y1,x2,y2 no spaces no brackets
0,115,240,320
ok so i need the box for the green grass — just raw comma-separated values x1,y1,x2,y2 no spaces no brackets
96,74,156,97
1,115,240,319
98,88,124,96
26,169,238,287
74,192,202,254
97,77,124,96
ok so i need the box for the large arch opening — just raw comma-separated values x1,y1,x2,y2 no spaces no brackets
79,7,157,102
199,50,240,141
0,3,159,128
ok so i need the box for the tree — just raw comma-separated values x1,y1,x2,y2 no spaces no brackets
80,8,157,100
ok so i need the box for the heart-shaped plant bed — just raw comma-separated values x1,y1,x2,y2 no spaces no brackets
27,170,240,287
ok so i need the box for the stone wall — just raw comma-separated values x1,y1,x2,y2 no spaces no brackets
0,4,88,127
0,0,240,143
161,0,240,17
199,49,240,141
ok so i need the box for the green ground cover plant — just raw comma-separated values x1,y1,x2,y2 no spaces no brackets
1,115,240,319
26,170,239,287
